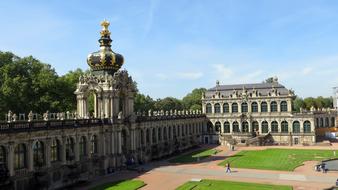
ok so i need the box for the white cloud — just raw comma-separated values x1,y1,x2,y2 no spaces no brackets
177,72,203,80
155,73,168,80
301,67,313,75
212,64,233,78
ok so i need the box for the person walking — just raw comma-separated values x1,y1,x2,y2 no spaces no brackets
226,162,231,173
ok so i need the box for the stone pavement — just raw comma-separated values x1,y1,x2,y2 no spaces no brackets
81,144,338,190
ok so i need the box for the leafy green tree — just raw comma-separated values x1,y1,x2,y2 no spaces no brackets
292,97,305,112
134,93,155,112
0,51,85,120
182,88,206,110
154,97,183,111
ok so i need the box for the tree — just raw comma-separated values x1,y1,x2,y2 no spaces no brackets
134,93,155,112
292,97,305,112
0,51,84,120
154,97,183,111
182,88,206,110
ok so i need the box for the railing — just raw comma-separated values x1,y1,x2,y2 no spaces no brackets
0,119,104,133
136,114,206,122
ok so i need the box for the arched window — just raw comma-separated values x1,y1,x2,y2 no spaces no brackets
271,121,278,133
206,103,212,113
215,121,221,132
0,146,6,166
241,102,248,113
207,122,213,133
303,121,311,133
232,103,238,113
232,121,239,132
224,122,230,133
242,121,249,132
325,117,329,127
270,101,278,112
33,141,45,167
223,103,229,113
66,137,75,161
51,139,60,162
280,101,288,112
292,121,300,133
91,135,98,154
79,136,86,158
261,121,268,133
281,121,288,133
214,103,221,113
320,118,323,127
252,121,259,132
14,144,26,170
331,117,335,127
261,101,268,112
251,102,258,112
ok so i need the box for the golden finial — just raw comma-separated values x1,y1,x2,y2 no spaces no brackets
100,19,111,36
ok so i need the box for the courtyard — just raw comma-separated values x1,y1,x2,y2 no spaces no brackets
82,144,338,190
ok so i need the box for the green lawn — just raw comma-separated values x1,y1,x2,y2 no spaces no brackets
89,180,145,190
219,148,338,171
176,179,293,190
169,148,221,163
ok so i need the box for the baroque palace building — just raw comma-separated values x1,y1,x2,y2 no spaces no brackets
0,20,206,190
202,78,337,145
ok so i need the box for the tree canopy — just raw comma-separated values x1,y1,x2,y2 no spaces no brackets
0,51,84,120
292,96,333,112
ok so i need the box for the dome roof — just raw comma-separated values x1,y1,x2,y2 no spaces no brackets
87,20,124,73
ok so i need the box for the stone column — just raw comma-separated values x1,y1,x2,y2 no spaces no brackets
277,101,281,112
249,121,252,133
61,137,67,164
110,131,115,155
8,143,14,176
27,140,34,171
149,128,153,145
45,138,51,168
113,97,120,117
258,101,261,112
118,130,122,154
128,94,134,116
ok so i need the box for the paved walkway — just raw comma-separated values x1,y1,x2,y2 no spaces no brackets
82,144,338,190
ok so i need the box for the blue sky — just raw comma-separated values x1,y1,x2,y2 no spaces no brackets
1,0,338,99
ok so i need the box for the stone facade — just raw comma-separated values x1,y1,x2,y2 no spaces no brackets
0,20,206,190
202,79,337,145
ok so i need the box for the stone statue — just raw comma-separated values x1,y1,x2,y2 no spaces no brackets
28,111,33,122
7,110,13,123
118,111,123,119
12,113,17,122
43,110,49,121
